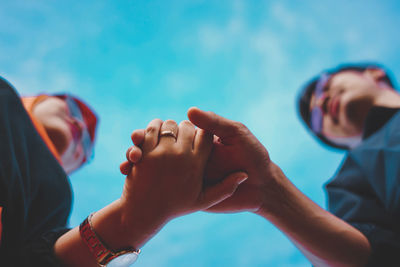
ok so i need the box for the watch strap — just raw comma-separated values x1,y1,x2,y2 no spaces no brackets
79,213,140,266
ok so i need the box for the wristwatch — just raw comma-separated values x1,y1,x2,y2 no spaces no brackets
79,213,140,267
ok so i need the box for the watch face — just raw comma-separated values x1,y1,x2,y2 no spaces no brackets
107,253,138,267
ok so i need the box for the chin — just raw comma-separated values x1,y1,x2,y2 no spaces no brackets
342,98,372,135
46,126,71,155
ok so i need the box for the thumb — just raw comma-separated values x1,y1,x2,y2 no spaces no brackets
196,172,248,210
187,107,240,139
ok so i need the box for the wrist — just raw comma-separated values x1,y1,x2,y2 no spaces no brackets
254,162,292,218
90,199,166,251
90,200,137,250
118,196,169,248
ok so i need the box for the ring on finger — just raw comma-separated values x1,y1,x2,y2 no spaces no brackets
160,130,177,140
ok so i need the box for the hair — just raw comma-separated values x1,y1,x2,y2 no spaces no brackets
297,62,397,150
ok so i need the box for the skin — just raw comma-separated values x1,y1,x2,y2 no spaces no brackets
121,108,373,266
55,119,247,266
309,68,400,138
55,67,400,266
188,108,371,266
32,96,85,173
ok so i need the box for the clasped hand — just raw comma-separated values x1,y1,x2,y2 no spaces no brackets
119,116,249,231
120,107,278,231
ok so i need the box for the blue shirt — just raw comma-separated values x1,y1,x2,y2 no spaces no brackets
326,107,400,266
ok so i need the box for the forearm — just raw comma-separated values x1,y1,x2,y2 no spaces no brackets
54,199,164,266
257,163,371,267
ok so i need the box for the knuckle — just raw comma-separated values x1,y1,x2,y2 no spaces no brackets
154,146,173,157
175,147,190,158
145,119,163,133
213,113,221,124
180,120,195,130
232,121,247,133
180,120,193,126
164,119,178,126
146,126,158,135
208,111,217,117
146,150,164,162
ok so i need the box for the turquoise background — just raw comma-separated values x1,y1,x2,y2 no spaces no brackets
1,1,400,266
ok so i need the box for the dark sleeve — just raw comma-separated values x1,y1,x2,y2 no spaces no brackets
0,77,73,266
326,154,400,267
351,223,400,267
22,228,71,267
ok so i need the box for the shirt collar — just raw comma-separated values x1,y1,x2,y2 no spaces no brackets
362,106,400,140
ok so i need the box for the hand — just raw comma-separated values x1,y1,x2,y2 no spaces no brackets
120,129,145,175
120,119,248,234
188,110,374,267
187,107,276,214
120,109,277,214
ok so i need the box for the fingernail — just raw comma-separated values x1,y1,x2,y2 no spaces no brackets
128,148,137,162
126,147,133,159
237,176,248,184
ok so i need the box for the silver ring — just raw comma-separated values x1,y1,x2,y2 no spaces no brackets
160,130,177,140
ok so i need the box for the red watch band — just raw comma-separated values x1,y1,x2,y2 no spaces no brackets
79,213,140,266
80,214,110,263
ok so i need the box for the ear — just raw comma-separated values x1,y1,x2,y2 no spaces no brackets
363,68,386,83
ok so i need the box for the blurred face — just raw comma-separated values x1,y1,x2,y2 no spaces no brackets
309,70,381,138
32,96,87,173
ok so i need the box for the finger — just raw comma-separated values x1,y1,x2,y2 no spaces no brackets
159,119,178,146
120,161,133,175
193,128,213,159
128,146,143,163
142,119,163,153
125,146,133,160
187,107,242,140
177,120,195,149
205,184,258,213
131,129,146,146
196,172,248,210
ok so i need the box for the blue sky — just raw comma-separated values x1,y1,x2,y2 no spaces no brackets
1,0,400,266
